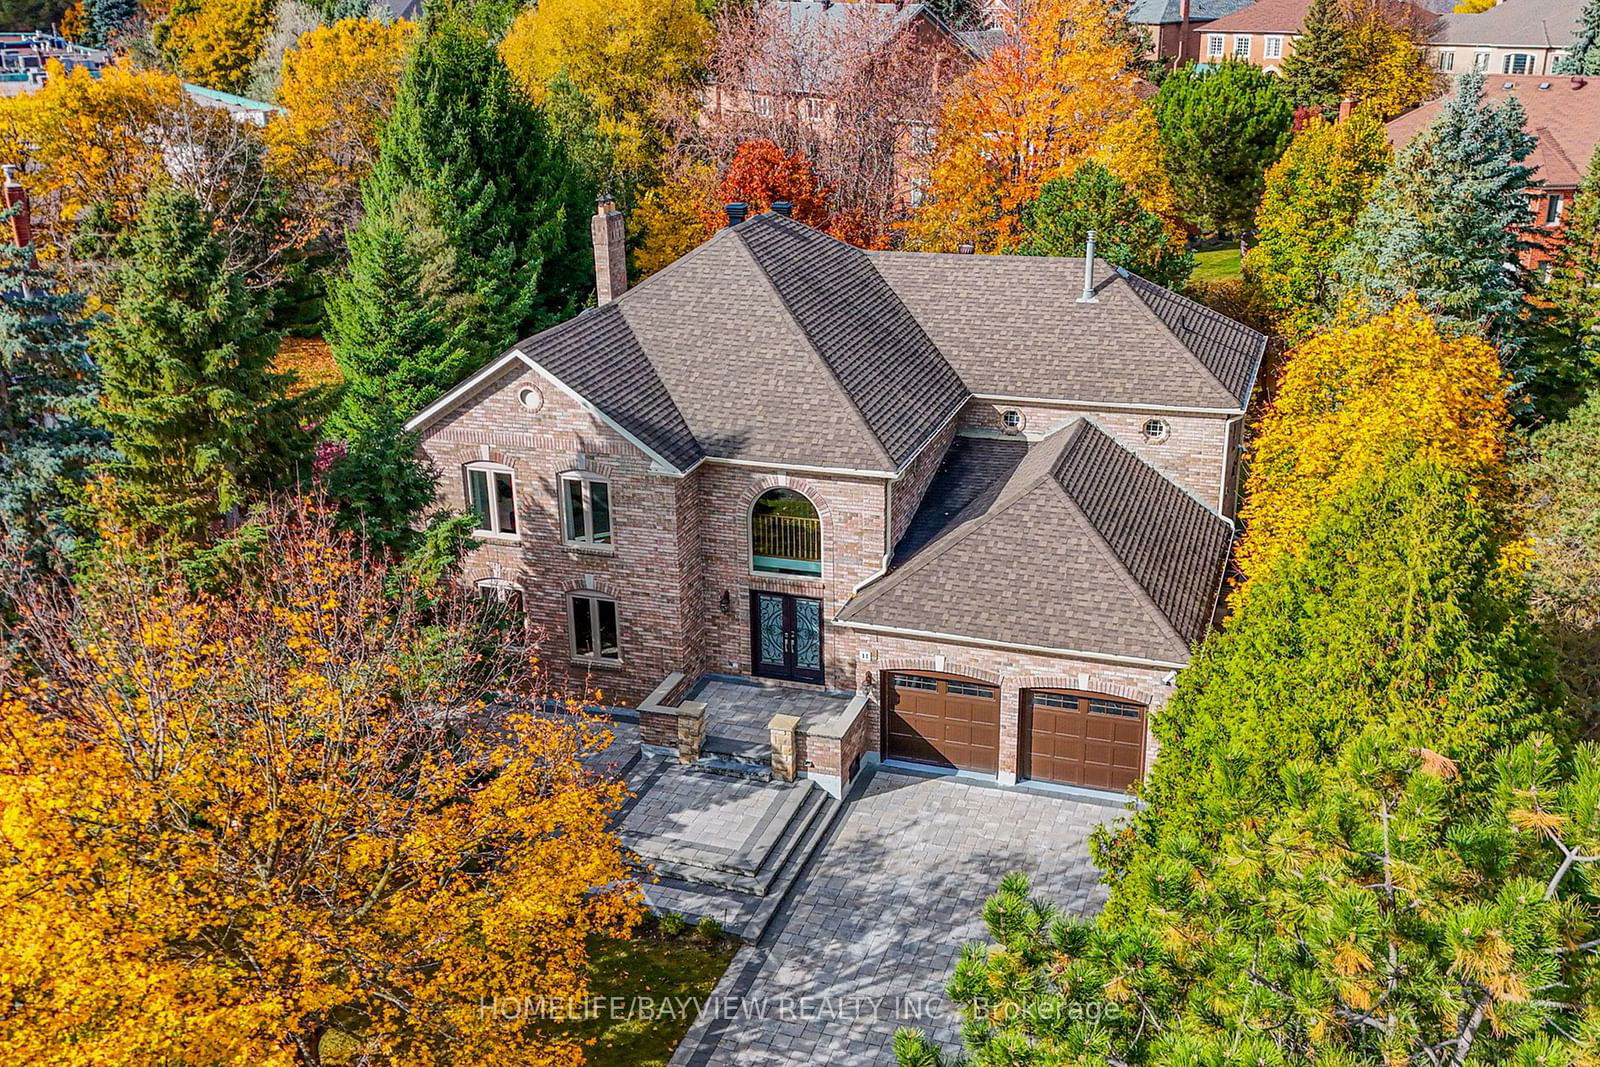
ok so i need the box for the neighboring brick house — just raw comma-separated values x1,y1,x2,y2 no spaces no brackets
1425,0,1585,78
1129,0,1256,65
1193,0,1440,73
408,203,1265,795
1386,74,1599,269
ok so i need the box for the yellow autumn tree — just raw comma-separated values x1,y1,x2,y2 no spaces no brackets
1343,2,1439,119
1237,298,1509,583
155,0,275,95
906,0,1145,252
1090,108,1187,248
0,59,182,253
499,0,709,185
264,16,414,240
0,497,641,1065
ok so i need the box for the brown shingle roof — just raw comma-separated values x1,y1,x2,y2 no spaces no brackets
839,423,1235,662
1201,0,1435,34
1429,0,1586,48
1386,75,1600,189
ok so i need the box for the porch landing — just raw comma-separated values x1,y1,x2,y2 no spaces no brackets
686,675,856,760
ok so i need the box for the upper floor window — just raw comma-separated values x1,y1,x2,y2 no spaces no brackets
1207,34,1224,58
752,93,773,118
1545,194,1564,226
1504,52,1534,74
1265,36,1283,59
1437,49,1454,71
1233,35,1251,58
465,464,516,536
1473,51,1491,71
751,488,821,577
561,473,612,547
800,96,825,123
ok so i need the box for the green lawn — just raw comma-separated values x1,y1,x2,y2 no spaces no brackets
1191,245,1244,283
561,932,738,1067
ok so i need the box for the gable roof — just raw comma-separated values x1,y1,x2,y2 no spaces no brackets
1429,0,1586,47
409,214,1266,473
1387,75,1600,188
1129,0,1255,24
839,423,1235,663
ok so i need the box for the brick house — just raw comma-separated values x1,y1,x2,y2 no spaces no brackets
407,203,1265,798
1193,0,1440,73
1424,0,1586,79
1386,74,1599,271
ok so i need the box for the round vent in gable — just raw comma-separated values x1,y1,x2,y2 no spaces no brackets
519,386,544,413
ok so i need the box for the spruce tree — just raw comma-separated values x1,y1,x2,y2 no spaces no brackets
1279,0,1348,111
81,0,138,48
0,217,110,571
93,185,316,546
1554,0,1600,75
1529,144,1600,414
357,11,593,366
1333,72,1535,365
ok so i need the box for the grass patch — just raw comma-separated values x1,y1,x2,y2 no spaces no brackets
561,929,738,1067
1191,245,1243,284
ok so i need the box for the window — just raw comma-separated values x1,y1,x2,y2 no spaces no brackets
946,682,994,699
1545,194,1564,226
1207,34,1224,58
476,579,524,610
1143,417,1170,442
560,474,612,547
752,93,773,118
751,488,822,577
465,464,517,536
1265,35,1283,59
1504,52,1534,74
1233,35,1251,58
569,594,620,663
1088,699,1142,719
1473,51,1491,71
897,675,938,691
801,96,825,123
1000,408,1024,434
1437,49,1454,71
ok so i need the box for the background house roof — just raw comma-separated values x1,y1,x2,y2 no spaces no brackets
1128,0,1256,25
1429,0,1586,47
427,214,1265,474
1387,74,1600,188
1201,0,1439,34
839,422,1235,662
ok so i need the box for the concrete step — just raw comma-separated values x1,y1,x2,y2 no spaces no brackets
700,733,770,764
643,785,834,897
686,756,772,782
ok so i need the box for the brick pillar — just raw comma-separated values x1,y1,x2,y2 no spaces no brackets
676,703,705,764
768,713,800,782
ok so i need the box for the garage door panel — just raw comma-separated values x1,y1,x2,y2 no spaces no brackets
1024,691,1144,791
885,674,1000,775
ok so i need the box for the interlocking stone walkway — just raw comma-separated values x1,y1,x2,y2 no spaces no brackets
688,676,856,749
670,768,1121,1066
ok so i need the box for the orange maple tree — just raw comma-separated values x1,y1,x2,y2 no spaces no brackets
0,497,641,1065
703,138,832,229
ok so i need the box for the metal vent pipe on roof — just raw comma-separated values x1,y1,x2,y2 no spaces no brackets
1077,230,1098,304
771,200,792,217
725,202,748,226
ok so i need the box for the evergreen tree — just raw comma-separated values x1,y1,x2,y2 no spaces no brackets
92,185,316,546
1333,72,1536,365
1014,162,1194,289
357,10,593,366
1280,0,1349,111
1529,144,1600,416
1554,0,1600,75
0,218,109,572
1153,61,1294,236
80,0,137,47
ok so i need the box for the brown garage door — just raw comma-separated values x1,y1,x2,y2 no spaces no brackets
884,673,1000,774
1022,691,1145,791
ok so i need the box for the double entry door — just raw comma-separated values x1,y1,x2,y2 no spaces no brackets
750,591,824,683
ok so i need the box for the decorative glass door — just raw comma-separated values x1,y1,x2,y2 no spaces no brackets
750,592,824,683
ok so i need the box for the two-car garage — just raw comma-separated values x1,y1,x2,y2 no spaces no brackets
882,672,1146,792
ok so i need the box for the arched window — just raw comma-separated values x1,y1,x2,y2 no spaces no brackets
751,488,821,577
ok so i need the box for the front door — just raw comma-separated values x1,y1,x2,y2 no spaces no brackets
750,591,824,683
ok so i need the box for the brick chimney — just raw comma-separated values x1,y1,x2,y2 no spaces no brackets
590,194,627,305
4,164,31,250
1337,96,1355,122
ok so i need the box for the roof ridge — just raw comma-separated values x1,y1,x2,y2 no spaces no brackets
729,216,897,471
1118,270,1258,407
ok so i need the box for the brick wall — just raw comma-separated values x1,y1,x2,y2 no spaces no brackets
418,364,690,707
959,399,1235,514
887,416,957,551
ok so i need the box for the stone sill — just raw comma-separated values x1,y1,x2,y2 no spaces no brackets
569,657,624,672
802,691,870,741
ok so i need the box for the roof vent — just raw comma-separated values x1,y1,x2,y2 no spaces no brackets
771,200,792,217
725,202,748,226
1076,230,1098,304
1539,81,1552,90
1572,76,1587,88
957,241,974,254
1502,81,1514,89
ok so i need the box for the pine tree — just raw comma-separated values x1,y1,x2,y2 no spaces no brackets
1333,72,1536,365
1554,0,1600,75
357,11,593,366
92,185,316,546
81,0,138,48
0,215,109,572
1280,0,1349,111
1529,144,1600,415
1014,162,1194,288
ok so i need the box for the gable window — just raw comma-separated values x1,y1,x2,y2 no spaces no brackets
560,473,612,547
1504,52,1534,74
465,464,516,536
1000,407,1025,434
1437,49,1454,71
1143,418,1170,442
751,488,822,577
569,594,621,663
1206,34,1224,58
1265,36,1283,59
1233,35,1251,58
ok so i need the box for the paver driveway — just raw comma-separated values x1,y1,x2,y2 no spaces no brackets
670,767,1121,1065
